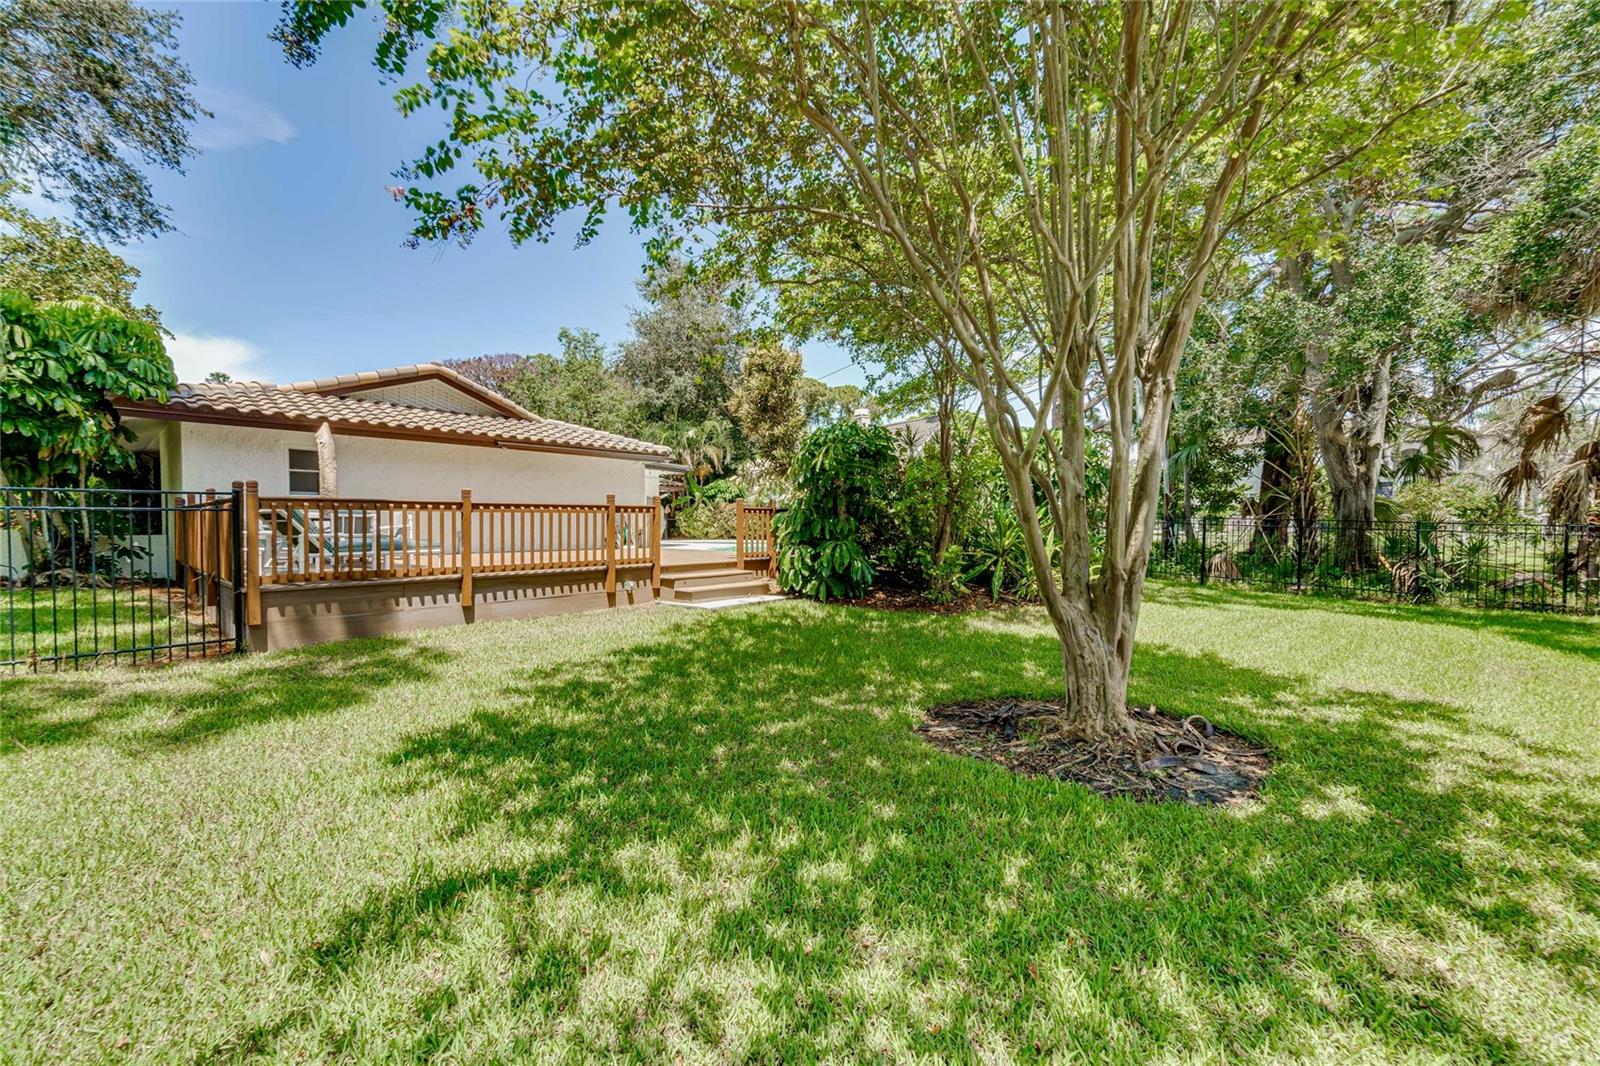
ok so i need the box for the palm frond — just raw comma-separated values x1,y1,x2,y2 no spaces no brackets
1516,396,1572,459
1496,458,1540,500
1545,458,1593,525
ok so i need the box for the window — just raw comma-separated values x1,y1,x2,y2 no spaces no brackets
288,449,321,495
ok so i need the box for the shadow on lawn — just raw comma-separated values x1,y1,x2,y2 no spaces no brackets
209,606,1600,1061
0,637,449,751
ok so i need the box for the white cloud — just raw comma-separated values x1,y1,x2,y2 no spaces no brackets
192,87,295,151
165,333,267,384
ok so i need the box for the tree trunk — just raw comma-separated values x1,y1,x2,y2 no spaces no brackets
1254,420,1294,555
1308,347,1391,571
1330,473,1380,570
1057,617,1133,741
986,380,1142,745
931,373,956,565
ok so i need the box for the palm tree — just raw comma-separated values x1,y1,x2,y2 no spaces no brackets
665,417,736,484
1496,394,1600,523
1392,422,1481,485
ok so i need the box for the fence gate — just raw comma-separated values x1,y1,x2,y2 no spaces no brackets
2,486,245,673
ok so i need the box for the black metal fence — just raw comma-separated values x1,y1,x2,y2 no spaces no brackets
2,486,243,673
1149,514,1600,614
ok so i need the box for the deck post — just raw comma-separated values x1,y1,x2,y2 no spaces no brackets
735,498,746,570
650,495,663,596
186,494,199,598
243,481,262,627
204,489,218,606
459,489,474,610
229,483,247,651
604,493,618,595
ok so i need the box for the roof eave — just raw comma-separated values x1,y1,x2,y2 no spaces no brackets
112,399,672,464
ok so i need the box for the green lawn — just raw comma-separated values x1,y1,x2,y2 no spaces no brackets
2,586,216,670
2,587,1597,1062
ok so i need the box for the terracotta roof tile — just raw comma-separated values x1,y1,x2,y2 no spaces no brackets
127,378,672,459
282,363,541,421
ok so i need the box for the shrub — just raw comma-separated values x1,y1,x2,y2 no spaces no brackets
962,499,1059,601
1390,476,1517,524
775,422,896,600
694,477,746,504
876,447,946,585
672,500,737,539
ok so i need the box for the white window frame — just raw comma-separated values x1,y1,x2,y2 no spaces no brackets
287,448,321,496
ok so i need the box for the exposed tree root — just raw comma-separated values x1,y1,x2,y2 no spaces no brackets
917,698,1271,806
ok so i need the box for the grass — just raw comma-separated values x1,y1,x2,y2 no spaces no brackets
1,585,220,670
2,585,1597,1062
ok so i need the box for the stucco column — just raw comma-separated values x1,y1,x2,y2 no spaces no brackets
314,422,338,496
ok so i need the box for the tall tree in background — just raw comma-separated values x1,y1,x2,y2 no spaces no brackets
729,343,806,471
616,266,748,428
1240,0,1600,554
1,0,202,242
505,329,648,438
0,193,164,328
282,1,1495,743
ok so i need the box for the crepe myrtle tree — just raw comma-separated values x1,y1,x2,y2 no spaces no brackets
281,1,1497,742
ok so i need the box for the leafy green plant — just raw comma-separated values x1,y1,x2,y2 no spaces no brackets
671,500,737,540
694,477,746,505
963,500,1059,602
1,289,174,488
775,422,895,601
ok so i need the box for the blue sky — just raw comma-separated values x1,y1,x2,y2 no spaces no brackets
103,3,863,389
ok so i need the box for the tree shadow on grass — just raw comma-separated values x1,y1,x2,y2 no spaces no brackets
0,637,450,752
205,605,1600,1062
1147,580,1600,662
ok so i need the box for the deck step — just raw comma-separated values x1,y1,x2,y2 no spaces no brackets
668,576,774,602
661,567,760,589
661,556,740,575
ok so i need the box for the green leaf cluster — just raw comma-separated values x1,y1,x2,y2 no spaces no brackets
0,289,174,486
774,422,896,602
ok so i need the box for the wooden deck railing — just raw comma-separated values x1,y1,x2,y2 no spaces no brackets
735,500,779,570
173,489,237,588
247,487,662,583
180,483,666,627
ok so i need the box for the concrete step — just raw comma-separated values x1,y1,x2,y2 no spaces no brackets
668,577,773,602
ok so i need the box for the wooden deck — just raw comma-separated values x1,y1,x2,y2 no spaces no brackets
173,486,779,650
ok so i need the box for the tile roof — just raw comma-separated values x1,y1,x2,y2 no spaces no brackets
281,363,541,421
121,370,673,460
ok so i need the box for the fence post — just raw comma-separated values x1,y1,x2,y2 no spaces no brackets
459,489,474,607
1562,523,1571,613
1413,520,1423,603
243,480,262,628
604,493,618,595
650,495,663,596
735,498,746,570
229,483,247,652
1293,519,1303,593
1198,516,1208,586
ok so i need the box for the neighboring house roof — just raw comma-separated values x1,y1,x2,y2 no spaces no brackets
279,364,540,421
885,413,941,450
114,363,673,461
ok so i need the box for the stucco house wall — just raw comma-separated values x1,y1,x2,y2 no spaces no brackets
143,422,657,504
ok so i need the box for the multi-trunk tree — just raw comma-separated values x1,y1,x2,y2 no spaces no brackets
283,1,1497,743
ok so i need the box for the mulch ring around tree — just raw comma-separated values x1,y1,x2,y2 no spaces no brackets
917,698,1271,806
